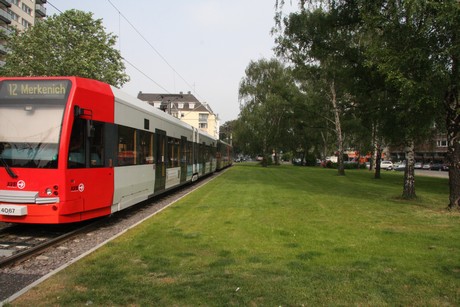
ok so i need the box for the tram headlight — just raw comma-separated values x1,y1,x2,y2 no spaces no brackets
46,188,53,196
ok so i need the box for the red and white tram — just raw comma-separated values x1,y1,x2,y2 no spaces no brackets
0,76,231,224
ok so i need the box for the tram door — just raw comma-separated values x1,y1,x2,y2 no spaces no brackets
180,136,187,183
154,129,166,193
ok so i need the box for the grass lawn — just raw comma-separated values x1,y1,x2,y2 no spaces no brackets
10,164,460,306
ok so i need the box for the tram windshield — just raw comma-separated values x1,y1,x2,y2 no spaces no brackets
0,79,71,169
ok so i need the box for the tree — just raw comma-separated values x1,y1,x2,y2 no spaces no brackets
276,1,459,203
219,120,236,145
359,1,454,200
238,58,299,165
1,9,129,87
275,5,365,175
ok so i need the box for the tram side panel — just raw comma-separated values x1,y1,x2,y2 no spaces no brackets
198,132,217,176
63,80,115,221
0,77,117,223
155,124,194,190
110,90,196,214
216,140,233,170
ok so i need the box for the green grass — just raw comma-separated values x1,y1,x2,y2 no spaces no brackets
11,165,460,306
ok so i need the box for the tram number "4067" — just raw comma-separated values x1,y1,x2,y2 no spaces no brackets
0,205,28,216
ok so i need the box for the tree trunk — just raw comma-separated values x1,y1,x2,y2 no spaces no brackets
330,80,345,176
370,123,377,172
374,144,382,179
444,43,460,209
445,84,460,209
402,140,416,199
320,131,329,161
447,140,460,209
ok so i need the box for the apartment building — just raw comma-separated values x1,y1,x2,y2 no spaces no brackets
0,0,47,65
137,91,220,139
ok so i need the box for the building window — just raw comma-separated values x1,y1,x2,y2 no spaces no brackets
21,18,31,28
199,113,208,123
178,103,184,109
189,103,195,109
437,139,447,147
22,3,32,15
8,10,19,21
154,102,161,108
199,123,208,129
11,0,19,6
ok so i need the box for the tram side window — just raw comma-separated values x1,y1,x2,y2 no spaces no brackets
118,126,135,166
167,137,180,168
175,139,180,167
89,121,104,167
200,144,205,163
68,118,86,168
181,139,187,165
189,141,193,165
210,145,216,161
138,130,154,164
205,145,211,162
68,119,105,168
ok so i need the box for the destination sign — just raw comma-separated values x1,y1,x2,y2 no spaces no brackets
0,80,71,100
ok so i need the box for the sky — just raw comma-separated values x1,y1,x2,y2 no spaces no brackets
46,1,297,124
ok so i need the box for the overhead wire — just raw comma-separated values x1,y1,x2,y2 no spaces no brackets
106,0,204,100
123,58,169,92
47,1,171,94
46,1,62,14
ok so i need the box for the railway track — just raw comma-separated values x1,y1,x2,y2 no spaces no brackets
0,171,224,304
0,220,103,268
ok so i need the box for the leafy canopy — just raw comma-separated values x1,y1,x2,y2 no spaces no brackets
1,9,129,87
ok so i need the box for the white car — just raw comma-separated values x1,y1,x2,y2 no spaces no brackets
380,161,394,170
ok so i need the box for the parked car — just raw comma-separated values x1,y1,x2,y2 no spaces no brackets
422,163,432,170
430,163,444,171
380,161,394,170
292,158,303,166
394,163,406,171
414,162,423,169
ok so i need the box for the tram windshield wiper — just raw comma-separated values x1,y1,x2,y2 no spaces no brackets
0,157,18,179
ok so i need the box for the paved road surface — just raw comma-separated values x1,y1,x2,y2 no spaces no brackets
415,169,448,178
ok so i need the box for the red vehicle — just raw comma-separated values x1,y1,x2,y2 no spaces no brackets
0,77,231,224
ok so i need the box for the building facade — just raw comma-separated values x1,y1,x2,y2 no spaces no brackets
0,0,47,65
388,132,448,164
137,91,220,139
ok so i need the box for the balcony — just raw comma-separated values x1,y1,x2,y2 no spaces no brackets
35,3,46,17
0,9,11,24
0,0,11,8
0,43,9,55
0,25,11,36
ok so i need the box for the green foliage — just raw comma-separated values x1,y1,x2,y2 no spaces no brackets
360,0,446,143
281,151,292,162
1,10,129,87
304,152,317,166
237,58,301,158
275,1,460,200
